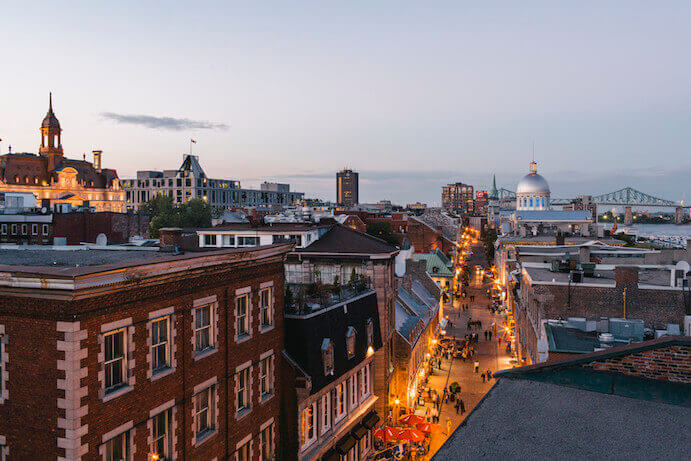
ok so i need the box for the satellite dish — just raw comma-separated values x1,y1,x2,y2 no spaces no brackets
41,207,47,213
96,233,108,246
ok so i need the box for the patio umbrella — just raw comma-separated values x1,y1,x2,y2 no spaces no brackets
398,428,425,443
399,413,426,426
373,426,400,441
416,422,442,434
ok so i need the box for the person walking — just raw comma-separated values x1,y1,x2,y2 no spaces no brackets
481,371,486,383
474,360,479,373
454,400,460,414
446,417,452,436
488,330,493,341
459,398,466,414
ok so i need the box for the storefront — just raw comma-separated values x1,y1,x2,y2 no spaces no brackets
323,412,379,461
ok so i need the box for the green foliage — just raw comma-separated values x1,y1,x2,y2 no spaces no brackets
482,228,498,262
366,221,399,246
144,196,212,238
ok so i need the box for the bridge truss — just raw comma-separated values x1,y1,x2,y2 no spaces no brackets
591,187,678,207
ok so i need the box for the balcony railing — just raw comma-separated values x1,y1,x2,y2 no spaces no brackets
284,277,373,315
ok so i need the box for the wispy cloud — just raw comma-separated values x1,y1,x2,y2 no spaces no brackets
101,112,229,131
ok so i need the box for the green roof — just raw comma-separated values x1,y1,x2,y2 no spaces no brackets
412,253,454,278
432,248,453,268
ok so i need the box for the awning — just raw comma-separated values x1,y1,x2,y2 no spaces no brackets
336,435,357,454
323,450,340,461
362,411,380,429
352,424,369,440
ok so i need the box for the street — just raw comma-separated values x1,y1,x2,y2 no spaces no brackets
422,241,513,459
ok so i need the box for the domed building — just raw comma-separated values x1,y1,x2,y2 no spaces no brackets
516,161,550,210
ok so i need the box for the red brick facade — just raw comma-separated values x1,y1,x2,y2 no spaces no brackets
0,245,289,460
585,344,691,384
53,211,151,244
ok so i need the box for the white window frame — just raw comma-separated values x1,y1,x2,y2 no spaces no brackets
10,224,16,235
322,338,334,376
236,362,252,417
103,429,131,461
42,224,49,236
0,224,6,235
203,234,217,247
259,353,274,400
259,419,275,461
320,393,331,435
31,224,38,235
104,328,128,394
20,224,27,235
259,287,273,330
194,304,214,354
299,401,318,450
349,374,358,410
194,385,216,441
222,234,235,247
334,382,347,423
361,363,371,399
151,316,171,374
366,318,374,348
150,408,172,460
236,293,250,340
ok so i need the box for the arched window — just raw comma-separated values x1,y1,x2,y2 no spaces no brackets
346,326,356,359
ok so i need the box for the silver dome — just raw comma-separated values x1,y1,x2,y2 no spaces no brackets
516,173,550,194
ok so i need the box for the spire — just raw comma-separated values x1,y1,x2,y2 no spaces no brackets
49,92,53,113
489,174,498,199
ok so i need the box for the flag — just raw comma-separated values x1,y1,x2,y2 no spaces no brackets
190,139,197,144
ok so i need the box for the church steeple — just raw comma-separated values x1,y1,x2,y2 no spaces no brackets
39,92,63,169
489,174,498,199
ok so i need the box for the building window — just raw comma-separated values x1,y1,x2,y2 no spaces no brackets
236,294,250,339
259,354,274,399
238,236,259,246
299,402,318,449
320,394,331,435
203,234,217,246
366,318,374,348
346,326,356,359
236,366,251,414
0,224,6,235
260,421,275,461
260,287,273,329
20,224,27,235
194,386,216,439
237,439,252,461
194,304,214,353
104,328,127,393
321,339,334,375
0,330,5,402
150,409,172,460
334,382,347,422
361,363,371,399
349,375,358,410
151,316,171,373
10,225,16,235
31,224,38,235
104,430,130,461
222,235,235,246
42,224,49,236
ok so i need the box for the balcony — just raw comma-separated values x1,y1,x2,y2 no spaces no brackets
285,276,373,315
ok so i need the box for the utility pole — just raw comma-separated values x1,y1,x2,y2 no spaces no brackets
623,287,627,319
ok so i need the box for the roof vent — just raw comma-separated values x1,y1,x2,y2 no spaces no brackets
598,333,614,343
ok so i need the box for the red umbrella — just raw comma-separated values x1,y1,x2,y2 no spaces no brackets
373,426,400,441
399,413,426,426
416,422,442,434
398,428,425,443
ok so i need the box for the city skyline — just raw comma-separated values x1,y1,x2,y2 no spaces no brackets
1,2,690,204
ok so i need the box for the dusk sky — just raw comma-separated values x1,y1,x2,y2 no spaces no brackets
1,1,690,205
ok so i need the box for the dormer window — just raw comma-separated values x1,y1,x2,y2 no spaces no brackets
346,327,356,359
366,318,374,348
321,339,334,376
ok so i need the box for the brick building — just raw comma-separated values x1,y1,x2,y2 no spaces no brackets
52,211,151,244
406,217,455,258
441,182,474,215
0,244,290,460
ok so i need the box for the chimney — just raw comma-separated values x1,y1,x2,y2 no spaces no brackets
578,246,590,264
93,150,102,171
615,266,639,289
159,227,183,248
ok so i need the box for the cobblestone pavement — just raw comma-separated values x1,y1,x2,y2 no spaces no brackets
419,247,514,460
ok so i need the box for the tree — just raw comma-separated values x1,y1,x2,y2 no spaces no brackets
482,228,498,263
366,222,398,246
144,196,212,237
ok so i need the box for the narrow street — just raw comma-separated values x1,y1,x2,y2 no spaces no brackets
422,241,513,459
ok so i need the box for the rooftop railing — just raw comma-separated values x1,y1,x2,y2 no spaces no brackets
284,276,373,315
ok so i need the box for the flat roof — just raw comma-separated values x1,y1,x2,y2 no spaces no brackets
523,263,673,287
0,249,170,268
433,378,691,460
198,222,330,232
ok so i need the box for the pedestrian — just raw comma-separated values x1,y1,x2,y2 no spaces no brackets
438,358,442,369
446,417,452,435
484,330,488,341
459,398,466,414
454,401,460,414
488,330,493,341
443,390,449,404
487,369,492,380
481,371,486,383
474,361,479,373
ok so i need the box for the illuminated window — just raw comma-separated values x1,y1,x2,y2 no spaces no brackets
346,327,356,359
321,339,334,376
150,409,172,459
